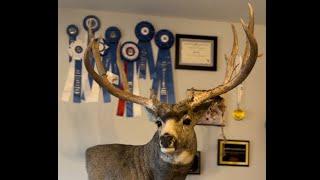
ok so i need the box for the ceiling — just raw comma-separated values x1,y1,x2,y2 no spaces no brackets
59,0,266,25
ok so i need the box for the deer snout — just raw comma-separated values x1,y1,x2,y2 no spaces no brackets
160,133,176,148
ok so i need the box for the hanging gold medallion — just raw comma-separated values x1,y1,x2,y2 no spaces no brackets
232,56,246,121
233,108,246,120
233,84,246,121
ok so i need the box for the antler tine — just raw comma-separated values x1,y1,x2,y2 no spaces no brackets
175,3,258,109
242,2,254,66
84,37,160,111
91,38,107,76
224,24,239,84
115,42,129,91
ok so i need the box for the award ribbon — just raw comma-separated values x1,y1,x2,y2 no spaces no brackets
83,15,101,88
121,41,140,117
83,39,106,103
104,27,125,115
98,38,112,103
66,24,79,62
64,40,86,103
135,21,156,79
62,25,80,102
152,30,176,104
61,54,75,102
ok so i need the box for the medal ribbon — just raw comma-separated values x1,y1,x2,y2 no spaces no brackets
83,34,100,102
152,49,175,104
121,41,142,117
115,55,125,116
151,30,176,104
132,62,142,117
62,25,80,102
69,35,77,44
67,24,79,62
88,51,95,89
135,21,156,79
61,59,75,102
125,61,134,117
62,40,86,103
136,41,155,79
110,43,125,115
83,15,101,89
68,36,76,63
83,62,100,103
104,42,123,108
101,47,112,103
104,26,124,115
73,59,82,103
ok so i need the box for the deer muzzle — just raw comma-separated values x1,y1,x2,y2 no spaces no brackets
160,133,176,153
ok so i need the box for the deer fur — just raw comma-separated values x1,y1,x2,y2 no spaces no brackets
86,97,225,180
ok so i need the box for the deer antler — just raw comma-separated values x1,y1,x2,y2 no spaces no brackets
224,24,239,84
115,42,129,92
84,2,259,117
83,38,160,112
178,3,258,109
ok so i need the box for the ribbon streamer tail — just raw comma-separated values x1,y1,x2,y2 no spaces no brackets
133,63,142,116
85,63,100,102
61,59,75,102
73,59,83,103
125,62,134,117
146,42,156,79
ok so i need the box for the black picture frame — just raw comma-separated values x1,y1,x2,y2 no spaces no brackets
175,34,217,71
217,139,250,167
188,151,201,174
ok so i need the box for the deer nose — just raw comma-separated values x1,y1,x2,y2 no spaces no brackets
160,133,175,148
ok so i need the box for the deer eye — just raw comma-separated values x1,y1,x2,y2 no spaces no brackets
155,121,162,128
183,118,192,126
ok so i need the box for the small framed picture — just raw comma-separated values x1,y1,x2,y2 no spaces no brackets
217,139,250,167
175,34,217,71
188,151,200,174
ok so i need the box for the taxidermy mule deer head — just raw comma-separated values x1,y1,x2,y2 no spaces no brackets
84,3,259,180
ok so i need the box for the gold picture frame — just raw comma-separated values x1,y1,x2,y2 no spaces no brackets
217,139,250,166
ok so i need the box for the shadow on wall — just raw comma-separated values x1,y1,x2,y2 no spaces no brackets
95,102,120,144
59,103,119,160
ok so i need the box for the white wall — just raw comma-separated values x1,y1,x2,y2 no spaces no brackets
58,8,266,180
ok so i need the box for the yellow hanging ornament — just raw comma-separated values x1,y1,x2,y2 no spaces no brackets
232,107,246,120
232,55,246,121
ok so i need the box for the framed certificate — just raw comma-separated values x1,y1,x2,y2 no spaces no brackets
175,34,217,71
